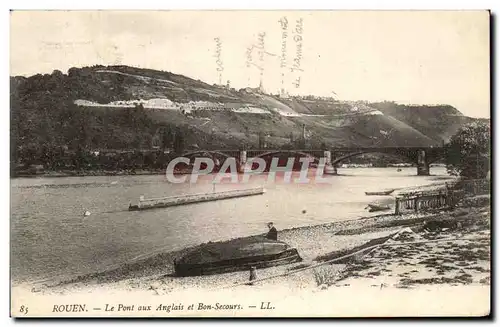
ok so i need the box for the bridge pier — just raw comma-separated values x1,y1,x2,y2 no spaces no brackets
238,150,247,173
323,150,338,175
417,149,430,176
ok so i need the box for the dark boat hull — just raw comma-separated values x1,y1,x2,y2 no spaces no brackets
368,207,390,212
129,204,140,211
365,189,395,196
175,248,301,277
367,204,391,212
174,239,302,277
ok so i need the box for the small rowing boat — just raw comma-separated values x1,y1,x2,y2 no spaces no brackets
365,203,391,212
365,189,395,196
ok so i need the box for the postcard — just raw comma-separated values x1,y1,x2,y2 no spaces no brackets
10,10,490,317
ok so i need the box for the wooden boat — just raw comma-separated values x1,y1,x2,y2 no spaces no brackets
129,187,265,211
365,189,395,196
366,203,391,212
174,236,302,277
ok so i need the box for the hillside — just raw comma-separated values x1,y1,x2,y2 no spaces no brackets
369,101,481,143
10,65,483,169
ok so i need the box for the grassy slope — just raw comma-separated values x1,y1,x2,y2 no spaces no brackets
11,65,475,152
369,102,482,143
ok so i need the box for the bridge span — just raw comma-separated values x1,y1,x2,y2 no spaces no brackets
181,147,446,176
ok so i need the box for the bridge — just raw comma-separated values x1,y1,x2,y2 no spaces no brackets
180,147,446,176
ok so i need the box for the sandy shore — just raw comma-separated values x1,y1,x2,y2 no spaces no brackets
11,192,490,317
18,193,489,297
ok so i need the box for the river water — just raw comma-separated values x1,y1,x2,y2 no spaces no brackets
11,167,453,284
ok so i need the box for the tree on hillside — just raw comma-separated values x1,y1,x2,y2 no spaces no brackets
173,129,185,154
161,126,174,150
258,131,265,149
445,121,490,179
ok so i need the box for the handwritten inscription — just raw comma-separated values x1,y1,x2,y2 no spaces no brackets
213,37,224,84
42,41,91,49
245,33,276,77
246,45,254,68
291,18,304,88
278,17,289,89
279,17,288,69
257,32,266,78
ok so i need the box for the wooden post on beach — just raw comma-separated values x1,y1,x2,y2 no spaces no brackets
395,198,400,215
248,266,257,286
448,190,457,209
445,182,452,208
414,196,419,213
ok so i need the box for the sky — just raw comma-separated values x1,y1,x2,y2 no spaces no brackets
10,10,490,118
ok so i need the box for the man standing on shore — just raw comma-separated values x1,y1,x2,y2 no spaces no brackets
266,222,278,240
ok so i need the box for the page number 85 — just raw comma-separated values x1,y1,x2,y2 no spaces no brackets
19,305,28,315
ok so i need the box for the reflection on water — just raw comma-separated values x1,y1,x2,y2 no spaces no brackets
10,167,453,284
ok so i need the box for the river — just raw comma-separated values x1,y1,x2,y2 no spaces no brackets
11,167,453,284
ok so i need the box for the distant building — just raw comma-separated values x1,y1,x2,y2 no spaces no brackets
242,86,261,94
258,80,265,94
279,88,289,99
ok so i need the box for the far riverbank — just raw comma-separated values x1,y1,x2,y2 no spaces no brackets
12,165,446,179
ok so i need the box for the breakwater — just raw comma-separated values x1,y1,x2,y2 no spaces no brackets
128,187,265,211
